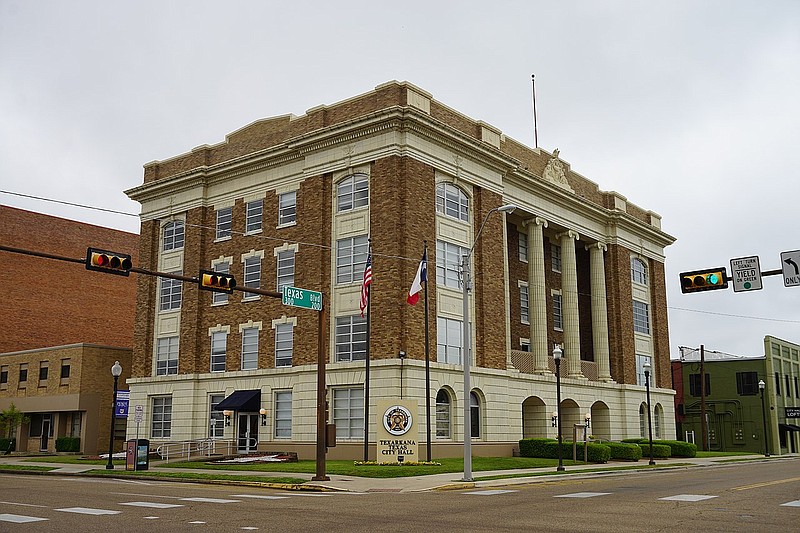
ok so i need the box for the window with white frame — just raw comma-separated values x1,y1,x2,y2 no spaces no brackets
654,404,663,439
209,394,225,438
243,254,262,295
276,249,295,291
639,403,647,438
279,191,296,225
275,323,293,367
151,396,172,438
333,387,364,439
518,231,528,262
274,390,292,438
633,300,650,334
159,276,182,311
520,338,530,352
470,392,481,438
70,412,81,437
337,173,369,212
551,243,562,272
631,257,648,285
162,221,184,251
335,316,367,362
636,354,653,387
336,235,369,284
211,260,231,305
552,292,563,330
216,206,233,240
435,389,451,438
519,282,529,324
156,336,179,376
241,327,259,371
437,316,463,365
435,182,469,222
246,199,263,233
211,331,227,372
436,240,467,289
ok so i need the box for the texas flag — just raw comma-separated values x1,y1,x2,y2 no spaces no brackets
407,250,427,305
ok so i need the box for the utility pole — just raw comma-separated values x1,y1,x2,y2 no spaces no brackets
700,344,708,451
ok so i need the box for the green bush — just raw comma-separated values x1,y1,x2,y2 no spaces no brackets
654,440,697,458
0,437,15,452
55,437,81,453
607,442,643,461
519,438,558,458
519,438,610,463
638,443,671,458
621,437,645,443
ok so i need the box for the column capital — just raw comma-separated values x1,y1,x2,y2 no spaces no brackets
586,242,607,253
523,217,548,229
557,230,580,242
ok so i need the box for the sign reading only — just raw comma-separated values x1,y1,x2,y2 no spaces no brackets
282,286,323,311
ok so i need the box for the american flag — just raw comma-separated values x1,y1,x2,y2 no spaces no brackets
359,252,372,318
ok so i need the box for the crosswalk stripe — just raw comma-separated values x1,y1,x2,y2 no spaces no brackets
0,513,49,523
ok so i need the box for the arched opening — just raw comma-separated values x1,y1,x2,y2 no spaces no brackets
521,396,547,439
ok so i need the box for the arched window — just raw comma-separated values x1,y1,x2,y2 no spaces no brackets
654,404,663,439
639,403,647,438
470,392,481,439
163,220,184,251
631,257,648,285
337,173,369,212
435,389,451,439
436,182,469,222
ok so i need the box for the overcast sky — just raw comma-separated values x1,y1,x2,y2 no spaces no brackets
2,1,798,358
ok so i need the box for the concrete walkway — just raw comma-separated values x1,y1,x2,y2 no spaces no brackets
0,454,792,493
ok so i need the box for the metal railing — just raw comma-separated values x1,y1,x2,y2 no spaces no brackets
156,438,235,464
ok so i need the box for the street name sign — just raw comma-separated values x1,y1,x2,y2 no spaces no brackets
781,250,800,287
282,286,323,311
730,256,762,292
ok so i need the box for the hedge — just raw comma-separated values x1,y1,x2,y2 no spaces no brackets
607,442,643,461
519,438,557,458
653,440,697,458
621,438,645,443
55,436,81,453
0,438,15,452
519,438,610,463
638,443,671,458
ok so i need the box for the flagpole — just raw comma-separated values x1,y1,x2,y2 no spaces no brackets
363,241,372,463
423,241,431,462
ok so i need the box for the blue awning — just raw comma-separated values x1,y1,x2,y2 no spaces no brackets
215,390,261,412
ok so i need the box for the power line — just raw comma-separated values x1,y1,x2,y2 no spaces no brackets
0,189,138,217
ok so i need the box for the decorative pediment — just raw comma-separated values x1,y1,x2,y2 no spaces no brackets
542,149,574,192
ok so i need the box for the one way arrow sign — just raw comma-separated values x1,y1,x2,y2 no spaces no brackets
781,250,800,287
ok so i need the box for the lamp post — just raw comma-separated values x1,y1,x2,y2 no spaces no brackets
461,203,516,482
643,360,655,466
759,379,770,457
553,344,565,472
105,361,122,470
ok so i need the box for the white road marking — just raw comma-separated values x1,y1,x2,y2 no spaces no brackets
120,501,184,508
180,497,240,504
780,500,800,507
554,492,612,498
465,490,519,496
0,501,49,508
0,513,49,523
55,507,121,515
660,494,718,502
231,494,290,500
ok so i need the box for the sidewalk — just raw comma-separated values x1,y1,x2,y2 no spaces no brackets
0,454,791,493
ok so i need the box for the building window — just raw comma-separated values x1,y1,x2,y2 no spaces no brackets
519,283,529,324
654,404,663,439
70,412,81,438
337,173,369,212
470,392,481,439
60,359,70,379
435,182,469,222
552,292,563,330
775,372,781,396
786,375,792,398
19,364,27,384
211,261,230,305
28,414,53,438
38,362,48,384
631,257,648,285
639,403,647,438
275,323,293,367
162,221,184,251
436,240,467,289
336,235,369,284
435,389,451,439
159,276,182,311
209,394,225,438
241,327,259,371
633,300,650,334
335,316,367,362
795,376,799,398
276,249,295,291
151,396,172,438
211,331,227,372
0,366,8,389
437,316,463,365
246,199,263,233
333,387,364,439
689,373,711,396
274,390,292,438
736,371,759,396
520,338,530,352
551,244,562,272
636,354,653,387
243,256,262,293
156,336,179,376
215,206,233,240
518,231,528,262
279,191,296,225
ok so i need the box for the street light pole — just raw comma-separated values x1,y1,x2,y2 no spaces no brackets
553,344,565,472
461,203,516,482
643,360,655,466
106,361,122,470
759,379,770,457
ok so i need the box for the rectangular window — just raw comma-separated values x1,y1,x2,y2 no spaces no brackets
70,412,81,437
211,331,227,372
736,371,759,396
38,362,48,384
520,284,529,324
520,339,530,352
786,374,792,398
689,373,711,397
275,323,293,367
333,387,364,439
337,174,369,212
216,206,233,239
775,372,781,396
276,250,295,291
336,235,369,284
159,276,182,311
246,199,263,233
335,316,367,362
437,316,463,365
279,191,296,225
0,366,8,388
518,231,528,262
212,262,230,305
156,336,179,376
795,376,799,398
551,244,562,272
162,221,184,251
274,390,292,438
552,293,563,330
633,300,650,334
241,327,259,371
243,256,261,292
19,364,27,384
28,414,53,438
60,359,71,379
636,355,653,387
209,394,225,438
436,240,467,289
151,396,172,438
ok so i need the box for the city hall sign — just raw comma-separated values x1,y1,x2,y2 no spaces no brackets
376,400,418,463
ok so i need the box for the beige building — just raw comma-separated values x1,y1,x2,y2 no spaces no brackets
124,81,676,459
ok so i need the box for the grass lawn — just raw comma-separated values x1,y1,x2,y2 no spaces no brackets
0,464,58,472
84,469,307,484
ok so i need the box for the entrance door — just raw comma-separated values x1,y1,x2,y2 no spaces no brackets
40,418,51,452
237,413,259,453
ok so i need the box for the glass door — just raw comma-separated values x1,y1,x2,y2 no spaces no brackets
237,413,259,453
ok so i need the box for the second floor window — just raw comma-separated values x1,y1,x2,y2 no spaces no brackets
551,244,562,272
436,316,463,365
552,293,563,330
241,327,259,371
336,235,369,284
518,231,528,262
335,316,367,362
246,199,263,233
211,331,227,372
436,240,467,289
279,191,297,225
160,276,182,311
520,284,529,324
156,336,179,376
736,371,759,396
277,250,295,291
216,207,233,239
211,261,230,305
633,300,650,334
275,323,293,367
689,373,711,396
243,256,261,291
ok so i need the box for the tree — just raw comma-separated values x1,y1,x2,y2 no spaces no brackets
0,403,30,439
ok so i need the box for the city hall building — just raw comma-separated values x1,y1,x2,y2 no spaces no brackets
124,81,675,459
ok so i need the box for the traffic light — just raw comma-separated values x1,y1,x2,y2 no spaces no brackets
680,267,729,293
199,269,236,293
85,247,132,276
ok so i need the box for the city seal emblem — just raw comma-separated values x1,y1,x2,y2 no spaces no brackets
382,405,413,436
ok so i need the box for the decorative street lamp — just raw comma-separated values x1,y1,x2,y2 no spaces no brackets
553,344,565,472
461,203,516,482
643,360,655,466
759,379,770,457
105,361,122,470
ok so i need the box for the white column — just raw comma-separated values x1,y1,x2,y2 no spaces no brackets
588,242,612,382
559,230,583,378
526,217,550,374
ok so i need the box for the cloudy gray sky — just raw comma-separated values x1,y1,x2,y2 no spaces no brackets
2,1,798,358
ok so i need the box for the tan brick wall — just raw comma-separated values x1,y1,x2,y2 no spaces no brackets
606,244,635,383
649,259,671,386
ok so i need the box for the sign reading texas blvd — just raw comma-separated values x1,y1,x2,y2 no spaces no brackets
781,250,800,287
282,286,323,311
730,255,762,292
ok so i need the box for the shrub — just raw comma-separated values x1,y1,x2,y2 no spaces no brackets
0,437,15,453
622,437,645,443
519,438,610,463
654,440,697,458
638,443,671,458
55,437,81,453
607,442,643,461
519,438,558,458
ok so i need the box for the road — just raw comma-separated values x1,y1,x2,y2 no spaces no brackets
0,460,797,532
